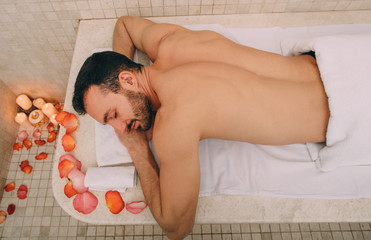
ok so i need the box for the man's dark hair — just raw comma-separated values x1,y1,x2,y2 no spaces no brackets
72,51,143,115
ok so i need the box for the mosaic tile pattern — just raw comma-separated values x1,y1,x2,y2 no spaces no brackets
1,0,371,102
1,125,371,239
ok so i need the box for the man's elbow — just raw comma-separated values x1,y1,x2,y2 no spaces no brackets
165,224,193,240
161,217,194,240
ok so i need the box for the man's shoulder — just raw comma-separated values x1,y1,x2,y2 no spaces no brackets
152,109,200,157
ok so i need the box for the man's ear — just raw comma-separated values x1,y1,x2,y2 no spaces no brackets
118,71,138,90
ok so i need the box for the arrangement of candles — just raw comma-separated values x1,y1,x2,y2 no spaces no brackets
15,94,60,128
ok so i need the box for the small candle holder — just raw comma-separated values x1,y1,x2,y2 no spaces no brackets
15,112,33,128
29,110,48,127
42,103,58,118
33,98,46,109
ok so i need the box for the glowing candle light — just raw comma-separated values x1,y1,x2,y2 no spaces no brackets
15,112,32,128
42,103,58,118
50,114,58,125
33,98,46,109
16,94,32,110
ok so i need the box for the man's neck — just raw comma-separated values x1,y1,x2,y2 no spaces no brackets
137,66,161,111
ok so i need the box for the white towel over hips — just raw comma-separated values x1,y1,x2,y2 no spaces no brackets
283,33,371,171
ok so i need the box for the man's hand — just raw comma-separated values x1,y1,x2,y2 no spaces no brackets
115,128,149,157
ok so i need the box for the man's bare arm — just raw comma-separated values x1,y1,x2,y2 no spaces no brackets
116,127,199,239
112,16,185,62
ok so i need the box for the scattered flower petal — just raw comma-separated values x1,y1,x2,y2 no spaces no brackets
55,111,69,124
73,192,98,214
64,181,77,198
22,165,33,174
62,113,79,134
105,191,125,214
59,154,81,170
20,160,33,174
20,160,29,169
47,122,55,133
58,160,77,178
32,129,42,139
47,131,57,143
35,152,48,160
62,134,76,152
13,143,23,151
126,201,148,214
7,204,15,215
17,130,28,142
17,185,28,199
68,168,88,193
0,211,7,224
4,182,15,192
23,139,32,150
54,103,62,112
34,139,46,146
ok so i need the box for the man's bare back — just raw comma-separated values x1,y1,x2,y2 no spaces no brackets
149,26,329,145
76,16,330,239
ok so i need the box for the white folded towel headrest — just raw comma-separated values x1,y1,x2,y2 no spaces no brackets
84,166,136,193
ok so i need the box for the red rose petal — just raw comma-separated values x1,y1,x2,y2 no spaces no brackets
55,111,69,124
35,152,48,160
7,204,15,215
19,160,29,169
59,154,81,170
47,122,55,133
68,168,88,193
4,182,15,192
47,131,57,143
62,113,79,134
64,181,77,198
0,211,7,224
58,160,77,178
62,134,76,152
17,185,28,199
105,191,125,214
23,139,32,150
54,103,62,112
22,165,33,174
20,159,33,174
126,201,148,214
34,139,46,146
13,143,23,151
73,192,98,214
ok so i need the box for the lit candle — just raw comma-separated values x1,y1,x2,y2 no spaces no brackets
50,114,59,125
16,94,32,110
33,98,46,109
42,103,58,118
15,112,32,128
29,110,48,127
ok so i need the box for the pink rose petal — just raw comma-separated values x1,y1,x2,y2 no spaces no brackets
17,185,28,200
32,129,41,139
73,192,98,214
68,168,88,193
59,154,82,170
17,130,28,142
58,160,76,178
126,201,148,214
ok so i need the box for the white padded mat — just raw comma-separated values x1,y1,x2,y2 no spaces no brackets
96,23,371,199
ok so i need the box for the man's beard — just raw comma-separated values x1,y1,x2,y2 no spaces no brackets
123,90,153,131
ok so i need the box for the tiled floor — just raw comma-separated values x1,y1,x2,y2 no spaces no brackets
1,125,371,240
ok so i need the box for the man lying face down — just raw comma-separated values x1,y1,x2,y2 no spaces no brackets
72,16,329,239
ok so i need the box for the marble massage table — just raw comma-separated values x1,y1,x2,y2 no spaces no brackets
52,13,371,225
